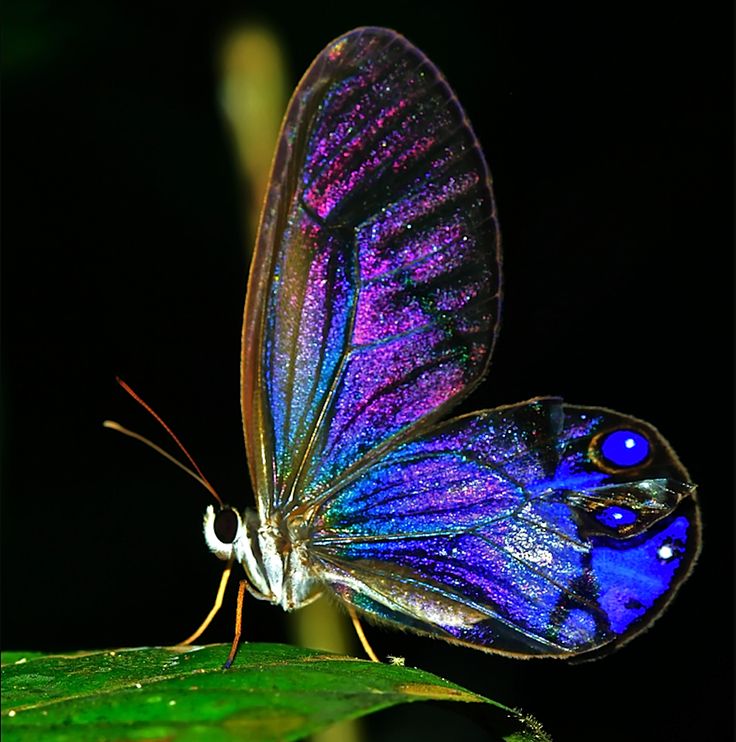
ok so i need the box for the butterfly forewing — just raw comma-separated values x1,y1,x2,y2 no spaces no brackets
242,28,500,518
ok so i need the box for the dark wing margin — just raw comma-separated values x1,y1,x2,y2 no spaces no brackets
242,28,501,516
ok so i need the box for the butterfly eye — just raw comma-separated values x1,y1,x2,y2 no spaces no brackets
203,505,243,561
214,508,240,544
594,428,651,470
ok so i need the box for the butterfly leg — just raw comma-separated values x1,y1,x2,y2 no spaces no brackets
347,604,380,663
224,578,247,669
177,560,233,646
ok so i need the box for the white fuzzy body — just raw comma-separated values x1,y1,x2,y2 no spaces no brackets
203,505,317,610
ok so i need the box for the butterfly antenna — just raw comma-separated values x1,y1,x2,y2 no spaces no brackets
104,377,223,506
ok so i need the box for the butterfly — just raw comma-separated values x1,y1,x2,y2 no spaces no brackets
125,26,701,663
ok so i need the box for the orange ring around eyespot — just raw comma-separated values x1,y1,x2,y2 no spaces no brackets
588,427,653,474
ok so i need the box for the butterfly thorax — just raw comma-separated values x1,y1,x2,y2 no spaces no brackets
203,504,318,611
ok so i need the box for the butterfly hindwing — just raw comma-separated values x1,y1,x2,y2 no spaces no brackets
309,399,700,657
242,27,500,518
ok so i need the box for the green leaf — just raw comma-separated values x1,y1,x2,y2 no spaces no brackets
1,643,549,741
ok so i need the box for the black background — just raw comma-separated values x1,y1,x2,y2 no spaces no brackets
2,2,733,740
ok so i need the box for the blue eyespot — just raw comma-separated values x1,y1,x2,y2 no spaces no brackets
600,429,650,468
596,505,638,529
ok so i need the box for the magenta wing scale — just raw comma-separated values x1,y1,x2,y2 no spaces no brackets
241,27,501,518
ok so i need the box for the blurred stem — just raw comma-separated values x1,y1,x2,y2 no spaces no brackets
219,25,288,252
289,599,361,742
219,25,361,742
288,595,356,656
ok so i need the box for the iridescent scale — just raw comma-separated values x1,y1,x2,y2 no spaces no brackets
311,400,697,655
232,27,700,659
243,28,499,514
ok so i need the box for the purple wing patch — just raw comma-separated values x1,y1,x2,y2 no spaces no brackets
242,28,500,514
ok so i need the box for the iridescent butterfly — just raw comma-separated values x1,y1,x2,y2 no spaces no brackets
116,27,700,664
